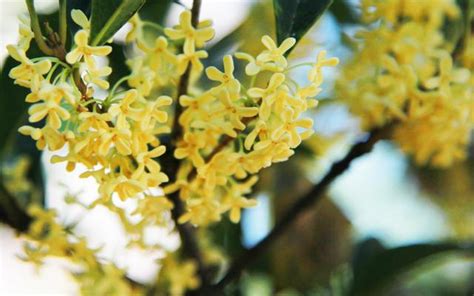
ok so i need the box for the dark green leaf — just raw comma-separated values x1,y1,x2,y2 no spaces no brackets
0,44,46,231
273,0,333,46
108,42,130,86
0,57,30,150
89,0,146,46
139,0,172,25
0,182,32,232
350,241,474,295
329,0,358,24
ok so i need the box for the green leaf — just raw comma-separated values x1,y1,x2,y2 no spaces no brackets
0,9,57,230
0,182,32,232
329,0,357,24
139,0,172,25
89,0,146,46
108,42,130,86
0,57,30,150
350,240,474,295
273,0,333,46
0,45,45,231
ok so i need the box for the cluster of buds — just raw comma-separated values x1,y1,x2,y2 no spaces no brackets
339,0,473,166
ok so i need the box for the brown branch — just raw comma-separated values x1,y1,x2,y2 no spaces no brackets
162,0,211,288
171,0,202,144
212,126,391,290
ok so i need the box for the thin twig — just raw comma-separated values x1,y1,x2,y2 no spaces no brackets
212,126,391,290
58,0,67,45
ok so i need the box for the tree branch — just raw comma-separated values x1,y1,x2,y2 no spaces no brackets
213,126,391,290
171,0,202,143
162,0,210,288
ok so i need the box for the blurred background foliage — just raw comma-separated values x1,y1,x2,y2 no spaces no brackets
1,0,474,295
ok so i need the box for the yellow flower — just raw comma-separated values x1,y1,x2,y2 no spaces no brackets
308,50,339,83
234,52,280,76
197,151,240,192
108,89,144,129
224,176,258,223
66,30,112,65
127,57,156,96
179,92,215,126
340,0,472,167
133,195,174,225
18,126,68,151
271,108,314,148
125,14,143,43
84,65,112,89
139,95,173,130
7,45,51,88
17,14,34,50
424,52,470,96
138,36,177,69
177,42,208,74
164,10,215,49
98,128,133,156
132,146,169,185
248,72,286,120
163,162,194,200
178,197,222,225
71,9,90,31
244,120,269,150
160,257,200,295
101,175,146,200
205,55,241,95
257,35,296,68
174,132,206,167
2,156,33,194
28,99,71,130
78,112,111,132
214,91,258,130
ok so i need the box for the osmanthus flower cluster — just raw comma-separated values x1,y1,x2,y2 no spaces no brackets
337,0,473,167
7,7,337,294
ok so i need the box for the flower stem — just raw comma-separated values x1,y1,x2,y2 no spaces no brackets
25,0,54,56
284,62,314,72
58,0,67,45
143,21,165,33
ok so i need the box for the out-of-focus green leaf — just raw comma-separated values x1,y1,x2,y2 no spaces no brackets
350,241,474,295
0,57,30,150
108,42,130,86
139,0,172,24
329,0,358,24
0,23,50,231
209,218,242,258
0,182,32,231
0,54,43,231
273,0,333,47
89,0,146,46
